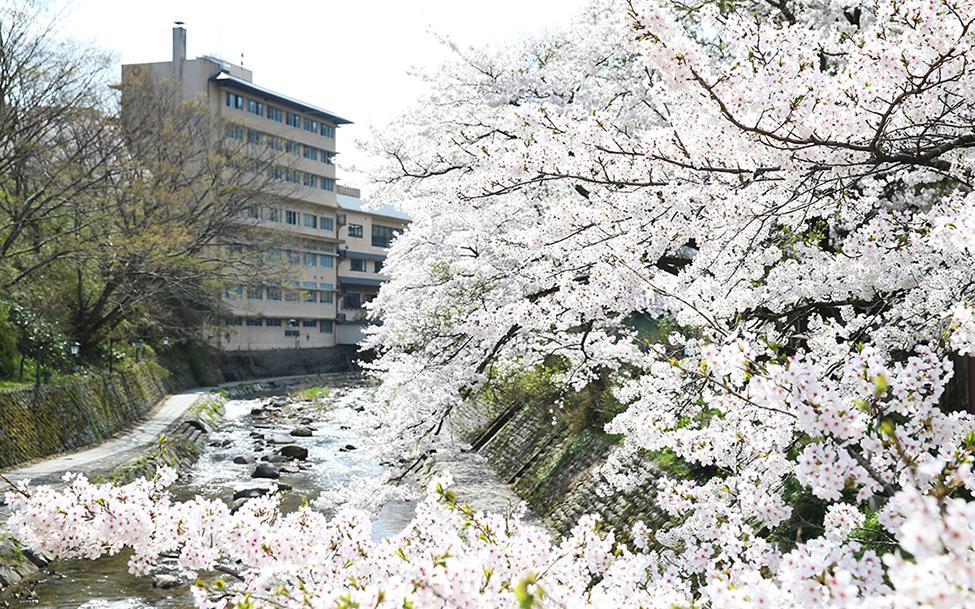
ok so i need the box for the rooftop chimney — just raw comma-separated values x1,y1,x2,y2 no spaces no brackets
172,22,186,80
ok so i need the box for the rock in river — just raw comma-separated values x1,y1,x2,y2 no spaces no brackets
278,444,309,460
290,426,314,437
252,463,280,479
153,574,182,589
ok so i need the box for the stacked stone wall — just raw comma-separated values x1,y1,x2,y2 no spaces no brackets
455,397,666,538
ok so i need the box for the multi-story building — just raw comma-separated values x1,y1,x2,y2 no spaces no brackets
120,25,405,350
334,185,409,345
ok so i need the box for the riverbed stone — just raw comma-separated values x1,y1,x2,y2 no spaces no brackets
153,574,182,589
232,487,267,500
290,426,314,437
252,463,280,479
278,444,309,460
232,456,253,465
261,454,289,463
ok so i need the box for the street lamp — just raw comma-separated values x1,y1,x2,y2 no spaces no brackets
34,347,43,387
68,341,80,375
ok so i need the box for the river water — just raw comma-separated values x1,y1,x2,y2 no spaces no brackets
7,376,524,609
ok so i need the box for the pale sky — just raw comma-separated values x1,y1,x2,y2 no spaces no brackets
57,0,590,197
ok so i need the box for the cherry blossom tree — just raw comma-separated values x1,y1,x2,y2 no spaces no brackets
7,0,975,607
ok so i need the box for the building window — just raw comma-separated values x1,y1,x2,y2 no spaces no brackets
342,293,361,309
225,92,243,109
303,214,317,229
248,99,264,116
266,207,281,222
225,285,243,299
246,285,263,300
320,178,335,192
348,223,363,238
245,318,262,326
320,255,334,268
228,317,243,326
320,124,335,138
246,129,263,145
285,169,300,184
284,329,300,337
225,124,244,140
319,216,334,231
285,141,300,155
286,250,301,265
267,287,282,300
286,112,300,128
303,117,318,132
302,319,317,328
267,106,283,122
284,288,299,302
303,173,317,188
303,252,317,266
373,261,383,273
266,318,282,326
350,258,367,272
303,281,317,303
285,210,299,225
304,145,318,160
266,136,284,151
319,283,334,303
321,151,334,165
371,224,399,248
269,166,284,181
319,319,333,333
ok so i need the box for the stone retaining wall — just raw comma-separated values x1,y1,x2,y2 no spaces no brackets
454,397,666,539
217,346,361,381
0,361,189,470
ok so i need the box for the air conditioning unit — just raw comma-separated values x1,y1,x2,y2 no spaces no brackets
336,213,347,226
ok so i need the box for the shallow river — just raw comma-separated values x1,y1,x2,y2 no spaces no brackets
8,376,522,609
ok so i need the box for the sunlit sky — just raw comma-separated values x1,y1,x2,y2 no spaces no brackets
57,0,590,197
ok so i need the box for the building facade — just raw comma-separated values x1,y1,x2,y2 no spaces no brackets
335,186,410,345
121,25,405,350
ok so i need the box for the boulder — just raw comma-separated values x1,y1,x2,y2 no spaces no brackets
278,444,309,461
290,426,314,437
252,463,280,479
339,444,356,452
153,574,182,589
232,456,253,465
